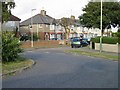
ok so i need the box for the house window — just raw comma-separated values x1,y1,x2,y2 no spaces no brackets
39,24,42,28
46,25,49,27
50,25,55,30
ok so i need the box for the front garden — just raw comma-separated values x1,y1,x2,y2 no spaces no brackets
1,31,33,76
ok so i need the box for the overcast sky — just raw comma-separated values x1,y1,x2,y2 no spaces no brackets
11,0,90,22
11,0,120,22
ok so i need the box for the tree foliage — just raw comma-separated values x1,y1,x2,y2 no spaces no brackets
79,2,120,32
60,17,75,39
1,2,15,22
2,32,23,62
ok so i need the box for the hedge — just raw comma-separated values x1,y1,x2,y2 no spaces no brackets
91,36,119,44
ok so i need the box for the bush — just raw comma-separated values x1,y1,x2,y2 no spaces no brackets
2,32,23,62
20,34,30,41
20,33,39,41
112,32,118,37
29,33,39,41
91,36,119,44
112,30,120,38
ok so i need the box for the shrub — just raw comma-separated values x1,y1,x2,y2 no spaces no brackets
112,32,118,37
20,34,30,41
29,33,39,41
20,33,39,41
2,32,23,62
91,36,119,44
112,29,120,38
117,32,120,38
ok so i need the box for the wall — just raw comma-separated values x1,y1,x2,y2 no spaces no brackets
20,24,52,34
21,40,60,48
94,43,119,53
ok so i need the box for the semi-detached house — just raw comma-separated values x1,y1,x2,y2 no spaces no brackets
20,10,64,40
20,9,102,40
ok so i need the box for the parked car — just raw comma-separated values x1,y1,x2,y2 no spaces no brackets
50,38,59,40
71,38,89,48
83,38,91,44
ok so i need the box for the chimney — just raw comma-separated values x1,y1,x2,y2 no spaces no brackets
40,10,46,16
70,15,75,20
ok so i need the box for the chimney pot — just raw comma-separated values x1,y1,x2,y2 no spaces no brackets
71,15,75,20
40,10,46,16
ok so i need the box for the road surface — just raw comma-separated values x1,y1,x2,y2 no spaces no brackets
3,47,118,88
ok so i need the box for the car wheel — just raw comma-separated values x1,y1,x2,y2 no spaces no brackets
80,45,82,48
71,45,73,48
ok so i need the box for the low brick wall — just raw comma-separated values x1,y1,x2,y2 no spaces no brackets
95,43,119,53
21,40,60,48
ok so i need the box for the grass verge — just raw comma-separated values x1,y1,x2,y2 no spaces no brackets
23,45,67,50
65,50,119,61
33,45,64,49
2,57,34,75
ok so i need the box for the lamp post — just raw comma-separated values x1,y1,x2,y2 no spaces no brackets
31,9,36,47
100,0,103,52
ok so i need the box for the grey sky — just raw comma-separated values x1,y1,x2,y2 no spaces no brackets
11,0,120,22
11,0,89,22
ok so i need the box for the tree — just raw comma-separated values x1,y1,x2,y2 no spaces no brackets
1,2,15,22
60,17,75,40
0,1,23,63
79,1,120,35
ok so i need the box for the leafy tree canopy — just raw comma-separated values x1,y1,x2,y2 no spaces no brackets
79,1,120,30
60,17,75,29
1,1,15,22
60,17,76,39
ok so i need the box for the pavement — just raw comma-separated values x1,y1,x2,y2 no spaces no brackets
77,46,119,56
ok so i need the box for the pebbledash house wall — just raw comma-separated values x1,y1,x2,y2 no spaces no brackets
2,21,20,31
20,23,64,40
20,24,54,40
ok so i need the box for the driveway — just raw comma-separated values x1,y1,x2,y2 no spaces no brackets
3,47,118,88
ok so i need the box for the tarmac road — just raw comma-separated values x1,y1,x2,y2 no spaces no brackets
2,47,118,88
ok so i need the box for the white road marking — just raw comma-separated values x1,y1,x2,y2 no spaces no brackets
44,52,50,54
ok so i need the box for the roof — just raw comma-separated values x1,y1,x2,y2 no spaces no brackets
20,14,57,26
8,15,21,21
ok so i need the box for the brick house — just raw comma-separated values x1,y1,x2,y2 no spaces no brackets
20,10,102,40
20,10,64,40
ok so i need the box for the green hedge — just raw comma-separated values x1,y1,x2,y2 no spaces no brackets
91,36,119,44
112,32,120,37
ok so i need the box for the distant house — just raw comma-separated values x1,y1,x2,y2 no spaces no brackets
69,16,82,38
20,10,64,40
2,15,21,32
20,10,102,40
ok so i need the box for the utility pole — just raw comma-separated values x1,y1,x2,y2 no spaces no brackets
31,9,36,47
100,0,103,52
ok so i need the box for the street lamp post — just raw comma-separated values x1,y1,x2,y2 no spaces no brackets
31,9,36,47
100,0,103,52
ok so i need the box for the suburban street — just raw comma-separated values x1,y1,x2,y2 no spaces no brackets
3,47,118,88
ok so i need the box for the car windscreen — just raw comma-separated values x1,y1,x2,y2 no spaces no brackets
73,39,80,42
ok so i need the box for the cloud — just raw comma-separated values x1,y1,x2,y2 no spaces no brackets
11,0,89,21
